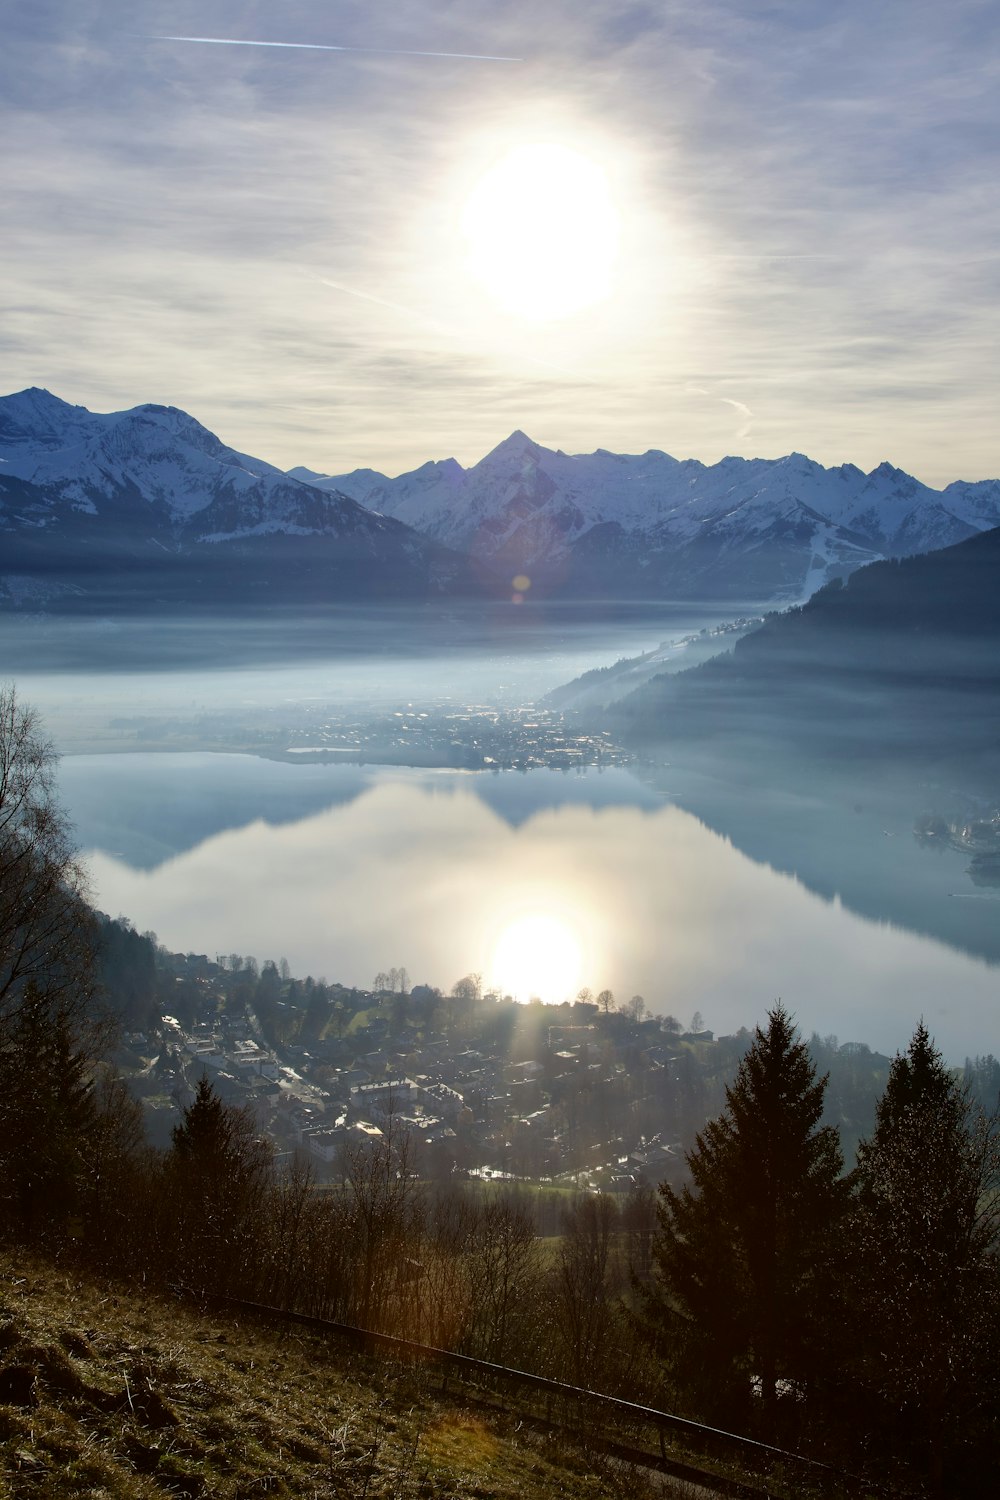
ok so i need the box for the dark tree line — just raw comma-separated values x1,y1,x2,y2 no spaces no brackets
647,1005,1000,1492
4,991,994,1494
0,686,96,1023
0,685,108,1240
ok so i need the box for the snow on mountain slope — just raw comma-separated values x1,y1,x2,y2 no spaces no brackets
0,388,291,523
0,387,440,548
0,390,484,606
308,433,1000,598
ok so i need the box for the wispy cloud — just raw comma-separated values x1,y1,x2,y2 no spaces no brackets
720,396,753,439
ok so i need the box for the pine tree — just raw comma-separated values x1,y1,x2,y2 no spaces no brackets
167,1076,272,1297
0,983,95,1240
0,687,101,1245
80,1065,146,1263
851,1023,1000,1482
648,1005,848,1427
171,1074,234,1168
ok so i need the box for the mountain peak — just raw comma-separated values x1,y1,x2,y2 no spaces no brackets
8,386,70,406
287,464,330,485
410,456,463,481
126,402,220,445
4,386,81,417
0,387,94,442
483,429,545,462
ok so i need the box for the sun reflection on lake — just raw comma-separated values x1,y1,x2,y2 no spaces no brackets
489,909,587,1002
81,775,1000,1061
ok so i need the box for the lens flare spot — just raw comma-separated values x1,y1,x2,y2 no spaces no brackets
423,1414,497,1466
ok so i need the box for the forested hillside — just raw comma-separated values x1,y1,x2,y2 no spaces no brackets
615,525,1000,778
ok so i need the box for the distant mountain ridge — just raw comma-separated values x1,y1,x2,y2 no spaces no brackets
4,388,1000,611
306,432,1000,600
0,389,483,608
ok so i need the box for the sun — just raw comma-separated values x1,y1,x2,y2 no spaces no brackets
490,910,585,1002
461,142,620,322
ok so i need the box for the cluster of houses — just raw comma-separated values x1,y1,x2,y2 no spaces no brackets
121,958,704,1188
124,1015,475,1171
276,703,626,773
106,699,628,777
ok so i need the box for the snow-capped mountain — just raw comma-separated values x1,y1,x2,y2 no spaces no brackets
5,389,998,612
0,390,482,607
306,433,1000,600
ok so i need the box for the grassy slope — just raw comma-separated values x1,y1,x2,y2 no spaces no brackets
0,1252,669,1500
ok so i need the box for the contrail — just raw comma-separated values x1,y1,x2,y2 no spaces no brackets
318,277,449,335
151,35,523,63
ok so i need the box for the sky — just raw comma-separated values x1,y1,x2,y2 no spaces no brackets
3,1,999,484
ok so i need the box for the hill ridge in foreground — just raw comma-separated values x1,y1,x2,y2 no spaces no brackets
0,1253,663,1500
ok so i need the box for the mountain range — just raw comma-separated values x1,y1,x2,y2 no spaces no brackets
0,389,478,609
3,388,1000,610
299,431,1000,600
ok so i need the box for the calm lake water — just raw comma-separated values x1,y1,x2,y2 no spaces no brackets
61,751,1000,1064
11,600,996,1064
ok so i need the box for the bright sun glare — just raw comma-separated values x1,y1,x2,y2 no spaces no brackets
490,911,585,1002
461,143,620,322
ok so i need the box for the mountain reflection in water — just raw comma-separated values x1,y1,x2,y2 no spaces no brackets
74,757,1000,1063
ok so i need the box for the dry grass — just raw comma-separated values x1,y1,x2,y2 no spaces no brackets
0,1251,665,1500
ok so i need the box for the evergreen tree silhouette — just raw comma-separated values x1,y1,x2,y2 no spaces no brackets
649,1005,848,1429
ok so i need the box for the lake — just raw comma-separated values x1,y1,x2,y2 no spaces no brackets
60,751,1000,1065
11,601,999,1064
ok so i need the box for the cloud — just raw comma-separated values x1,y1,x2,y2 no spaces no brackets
719,396,753,439
1,1,998,480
